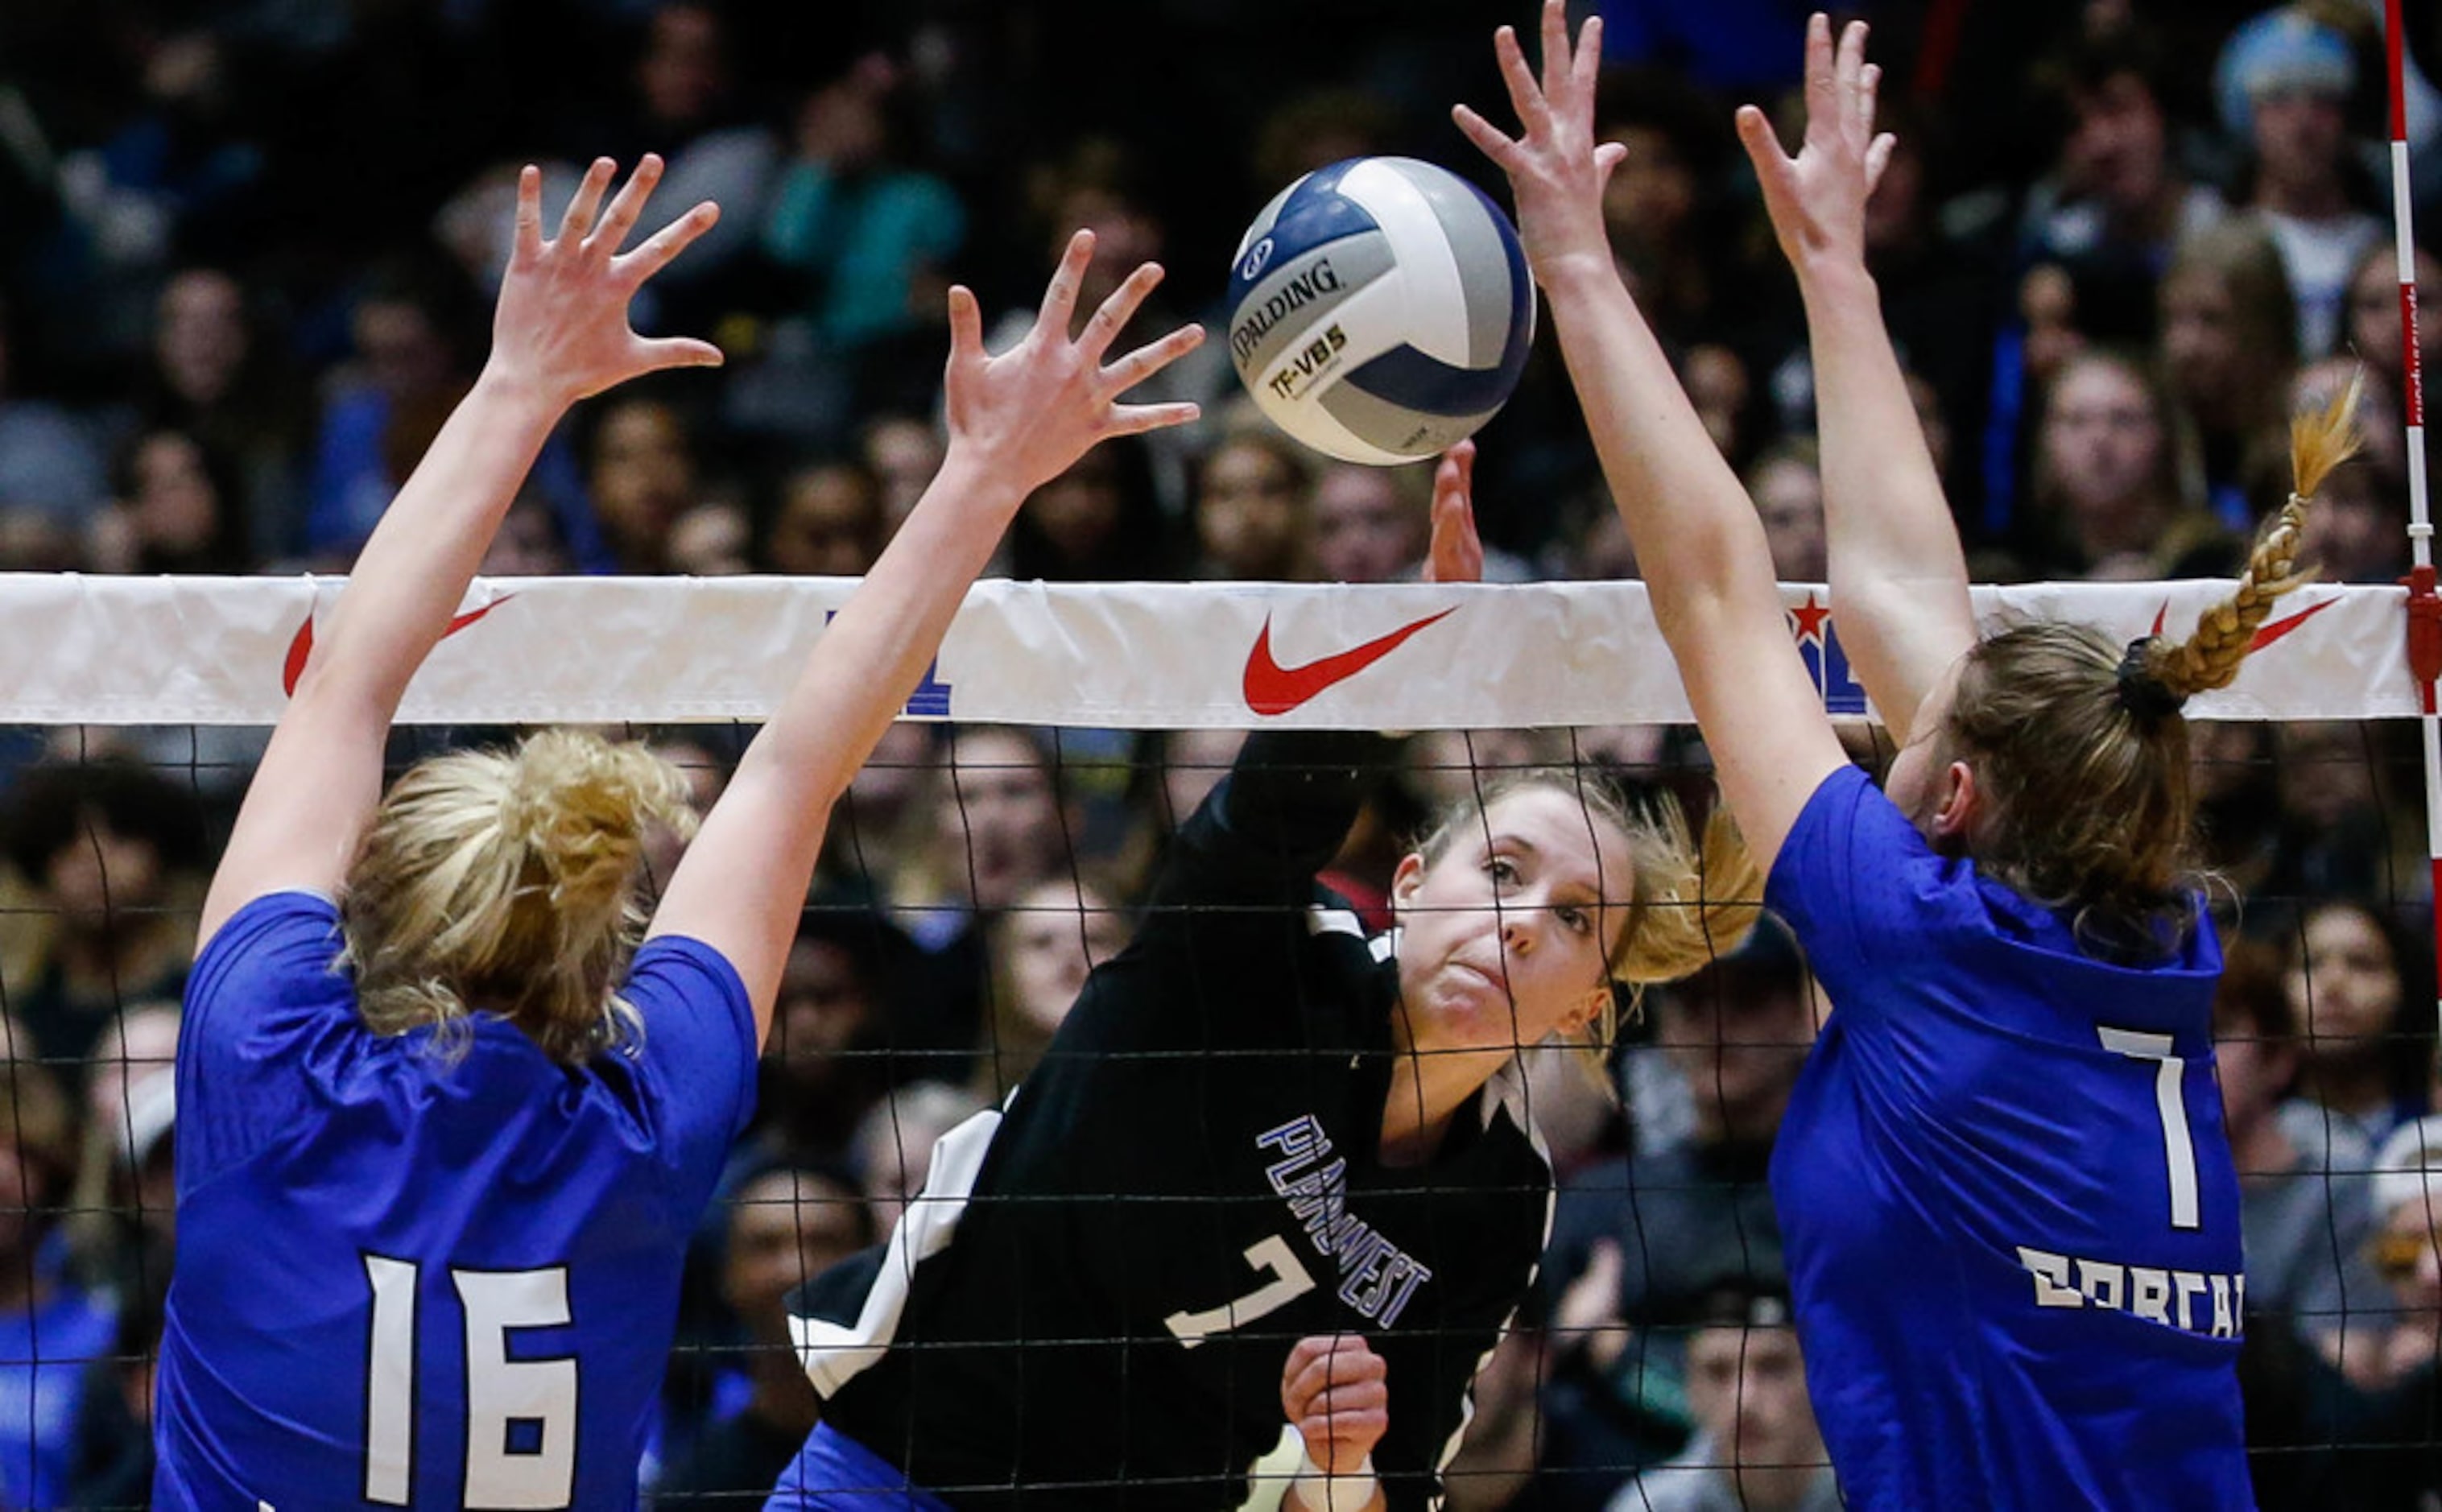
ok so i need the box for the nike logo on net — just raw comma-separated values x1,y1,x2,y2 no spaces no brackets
282,597,514,696
1242,609,1456,716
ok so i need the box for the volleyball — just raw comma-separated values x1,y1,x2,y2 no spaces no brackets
1225,155,1536,465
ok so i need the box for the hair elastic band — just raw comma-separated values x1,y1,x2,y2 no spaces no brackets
2114,638,2184,722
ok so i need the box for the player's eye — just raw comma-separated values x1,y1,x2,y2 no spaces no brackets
1557,906,1591,936
1485,857,1519,885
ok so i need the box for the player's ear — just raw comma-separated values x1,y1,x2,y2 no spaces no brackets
1564,982,1609,1039
1929,759,1980,849
1390,852,1428,911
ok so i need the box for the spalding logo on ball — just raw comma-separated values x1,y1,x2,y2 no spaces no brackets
1226,155,1535,466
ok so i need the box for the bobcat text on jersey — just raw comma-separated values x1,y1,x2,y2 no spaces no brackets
1259,1115,1435,1327
2014,1245,2246,1338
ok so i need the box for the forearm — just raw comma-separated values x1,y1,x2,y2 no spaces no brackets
301,367,561,710
1539,257,1787,640
1797,258,1975,727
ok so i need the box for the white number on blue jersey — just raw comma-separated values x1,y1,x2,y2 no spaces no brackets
361,1254,579,1509
1163,1233,1318,1348
2097,1027,2201,1230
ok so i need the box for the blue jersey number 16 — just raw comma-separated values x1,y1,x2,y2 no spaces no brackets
2099,1027,2201,1231
362,1255,579,1509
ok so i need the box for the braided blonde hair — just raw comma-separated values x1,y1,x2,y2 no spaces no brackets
2144,372,2358,697
1413,770,1763,1084
1943,374,2361,953
342,728,699,1063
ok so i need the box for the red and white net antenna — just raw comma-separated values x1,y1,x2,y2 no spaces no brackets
2387,0,2442,1036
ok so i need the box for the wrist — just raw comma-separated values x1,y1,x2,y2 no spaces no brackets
468,363,576,427
1291,1446,1377,1512
1795,257,1878,306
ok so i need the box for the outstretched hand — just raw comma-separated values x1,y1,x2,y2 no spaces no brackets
1451,0,1623,286
940,229,1204,500
1282,1334,1390,1478
489,155,725,407
1422,440,1485,585
1735,14,1895,275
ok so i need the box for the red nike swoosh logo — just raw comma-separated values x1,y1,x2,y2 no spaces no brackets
2247,597,2333,651
2149,596,2330,651
283,597,515,696
1243,608,1456,716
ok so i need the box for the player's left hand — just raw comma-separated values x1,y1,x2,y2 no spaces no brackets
488,155,725,407
1423,439,1485,585
1282,1333,1390,1477
1452,0,1623,289
1734,14,1895,277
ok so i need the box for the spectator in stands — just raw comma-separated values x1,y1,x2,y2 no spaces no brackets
2214,937,2385,1361
848,1080,990,1236
2267,720,2406,903
1006,432,1181,584
122,266,310,564
653,1162,874,1506
2020,347,2237,580
2159,217,2301,532
885,725,1079,1083
737,915,902,1175
1746,435,1826,585
562,0,780,333
0,1061,116,1510
1,757,208,1066
85,423,250,575
584,387,705,574
1311,443,1536,585
1188,421,1317,582
1538,918,1820,1509
1593,64,1734,353
2018,27,2226,337
2216,6,2383,361
970,874,1129,1101
756,48,966,440
858,408,947,541
0,295,109,528
62,1236,170,1508
2283,898,2422,1158
994,137,1233,518
1605,1278,1838,1512
64,1002,183,1300
760,455,887,577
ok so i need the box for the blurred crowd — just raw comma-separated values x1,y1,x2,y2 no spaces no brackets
7,0,2442,1506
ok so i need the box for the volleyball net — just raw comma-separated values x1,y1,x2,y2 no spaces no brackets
2,571,2432,1507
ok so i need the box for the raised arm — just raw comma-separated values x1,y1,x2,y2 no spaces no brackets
1453,2,1845,865
646,230,1203,1040
1737,15,1976,743
198,157,721,948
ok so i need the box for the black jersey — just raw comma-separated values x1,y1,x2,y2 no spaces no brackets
788,729,1554,1510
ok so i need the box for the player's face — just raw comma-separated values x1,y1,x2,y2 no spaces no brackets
1391,789,1632,1063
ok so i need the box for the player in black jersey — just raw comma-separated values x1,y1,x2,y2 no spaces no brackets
767,456,1762,1512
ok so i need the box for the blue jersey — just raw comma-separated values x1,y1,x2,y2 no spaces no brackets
1766,766,2252,1508
155,891,756,1511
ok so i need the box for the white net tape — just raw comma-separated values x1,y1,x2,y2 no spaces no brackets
2,573,2417,727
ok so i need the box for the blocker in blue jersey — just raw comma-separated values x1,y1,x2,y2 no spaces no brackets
149,162,1209,1510
1453,2,2336,1505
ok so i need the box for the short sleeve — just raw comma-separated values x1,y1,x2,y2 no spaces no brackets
621,936,758,1194
176,890,360,1182
1763,764,1959,1024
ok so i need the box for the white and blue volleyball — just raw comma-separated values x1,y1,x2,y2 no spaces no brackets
1226,156,1535,465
